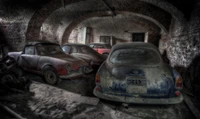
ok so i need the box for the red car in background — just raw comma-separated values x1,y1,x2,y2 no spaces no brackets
88,43,111,57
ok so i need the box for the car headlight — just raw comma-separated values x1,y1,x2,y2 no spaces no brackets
66,64,71,71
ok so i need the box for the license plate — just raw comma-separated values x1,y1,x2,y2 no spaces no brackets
126,77,147,94
126,77,146,86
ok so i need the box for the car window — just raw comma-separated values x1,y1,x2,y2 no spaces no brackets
36,44,64,55
25,46,35,55
94,44,104,48
71,46,77,53
110,48,161,65
62,46,71,54
89,44,94,48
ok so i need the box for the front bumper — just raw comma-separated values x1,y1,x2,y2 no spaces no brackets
59,66,93,79
59,72,83,79
93,87,183,104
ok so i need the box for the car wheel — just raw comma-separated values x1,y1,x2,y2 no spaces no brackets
43,67,59,85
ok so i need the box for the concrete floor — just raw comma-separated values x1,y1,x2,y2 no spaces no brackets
25,73,195,119
0,73,196,119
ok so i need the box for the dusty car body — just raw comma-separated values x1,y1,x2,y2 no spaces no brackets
88,43,111,57
93,42,183,104
8,41,92,85
62,43,105,71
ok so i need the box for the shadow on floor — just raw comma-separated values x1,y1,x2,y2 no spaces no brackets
27,73,96,97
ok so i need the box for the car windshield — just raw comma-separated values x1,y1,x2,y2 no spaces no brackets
110,48,161,65
36,44,64,55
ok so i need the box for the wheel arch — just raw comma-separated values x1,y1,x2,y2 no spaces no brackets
42,64,57,74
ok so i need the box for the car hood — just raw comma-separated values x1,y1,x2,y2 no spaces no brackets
50,53,87,65
72,53,105,63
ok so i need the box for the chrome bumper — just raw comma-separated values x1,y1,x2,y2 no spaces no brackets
93,87,183,104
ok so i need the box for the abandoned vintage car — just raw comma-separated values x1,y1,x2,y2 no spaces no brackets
93,42,183,104
8,41,93,85
62,43,105,71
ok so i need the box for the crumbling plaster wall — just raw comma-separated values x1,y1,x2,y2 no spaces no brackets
68,14,161,45
36,0,171,45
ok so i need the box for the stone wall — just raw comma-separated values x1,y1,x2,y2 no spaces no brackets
0,1,36,51
159,1,200,67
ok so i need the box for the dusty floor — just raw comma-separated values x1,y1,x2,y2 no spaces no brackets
0,74,196,119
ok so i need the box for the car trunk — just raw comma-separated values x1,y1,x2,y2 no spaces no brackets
101,66,174,98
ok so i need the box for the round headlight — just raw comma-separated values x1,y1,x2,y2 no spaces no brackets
66,64,71,70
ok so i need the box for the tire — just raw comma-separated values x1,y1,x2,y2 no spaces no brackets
43,67,59,85
2,74,15,83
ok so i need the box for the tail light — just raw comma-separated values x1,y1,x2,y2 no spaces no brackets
96,74,100,83
175,75,183,89
96,86,101,91
175,91,181,96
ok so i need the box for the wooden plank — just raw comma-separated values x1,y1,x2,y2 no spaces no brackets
0,104,27,119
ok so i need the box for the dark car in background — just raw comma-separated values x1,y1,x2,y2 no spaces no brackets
8,41,92,85
93,42,183,104
62,43,105,71
88,43,111,57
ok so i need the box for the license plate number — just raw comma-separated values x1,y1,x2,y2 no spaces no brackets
126,78,146,86
126,77,147,94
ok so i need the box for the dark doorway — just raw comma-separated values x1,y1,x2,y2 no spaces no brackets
132,33,145,42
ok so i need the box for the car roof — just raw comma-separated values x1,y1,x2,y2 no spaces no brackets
25,40,59,46
62,43,87,47
88,42,110,45
111,42,159,52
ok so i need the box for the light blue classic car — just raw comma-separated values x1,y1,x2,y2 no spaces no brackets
93,42,183,104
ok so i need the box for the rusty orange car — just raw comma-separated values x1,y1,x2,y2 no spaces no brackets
8,41,93,85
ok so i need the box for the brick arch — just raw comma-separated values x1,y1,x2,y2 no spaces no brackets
61,11,166,44
141,0,187,24
26,0,84,41
26,0,173,42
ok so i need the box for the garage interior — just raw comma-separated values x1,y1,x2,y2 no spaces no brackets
0,0,200,119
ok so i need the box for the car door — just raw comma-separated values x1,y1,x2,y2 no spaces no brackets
20,45,40,71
